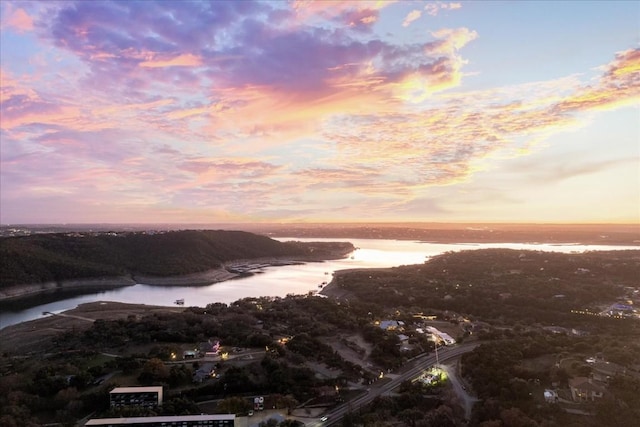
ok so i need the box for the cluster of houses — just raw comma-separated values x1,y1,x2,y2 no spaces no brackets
546,357,638,407
376,318,457,351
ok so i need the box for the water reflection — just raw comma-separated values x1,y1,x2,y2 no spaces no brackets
1,238,637,329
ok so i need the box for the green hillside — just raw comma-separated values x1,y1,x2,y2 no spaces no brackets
0,230,354,288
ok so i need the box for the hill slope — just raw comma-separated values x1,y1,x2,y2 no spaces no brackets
0,230,354,288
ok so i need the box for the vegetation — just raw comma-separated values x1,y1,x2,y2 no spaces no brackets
1,248,639,426
0,230,354,287
335,249,640,330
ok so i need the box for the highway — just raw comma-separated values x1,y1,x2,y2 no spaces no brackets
307,342,480,427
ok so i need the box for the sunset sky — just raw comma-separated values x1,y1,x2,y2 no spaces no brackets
1,0,639,224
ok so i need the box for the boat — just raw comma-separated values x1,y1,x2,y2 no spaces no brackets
174,299,185,305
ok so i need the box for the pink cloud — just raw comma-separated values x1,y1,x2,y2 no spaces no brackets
291,0,394,22
139,53,203,68
0,73,81,130
1,5,34,32
341,8,379,30
1,1,636,224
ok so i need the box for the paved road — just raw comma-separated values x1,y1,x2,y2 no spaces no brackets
439,363,480,420
306,342,480,427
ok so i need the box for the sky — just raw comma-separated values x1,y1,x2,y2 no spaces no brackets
0,0,639,225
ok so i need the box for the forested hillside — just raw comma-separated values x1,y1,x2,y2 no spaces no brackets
0,230,354,287
333,249,640,328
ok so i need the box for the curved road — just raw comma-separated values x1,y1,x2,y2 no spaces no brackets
308,342,480,426
440,363,481,420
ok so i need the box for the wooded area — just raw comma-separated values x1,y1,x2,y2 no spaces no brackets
0,230,354,288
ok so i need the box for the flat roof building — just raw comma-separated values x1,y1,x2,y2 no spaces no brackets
109,386,163,408
85,414,235,427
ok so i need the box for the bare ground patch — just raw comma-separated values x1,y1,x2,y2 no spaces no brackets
325,333,373,369
0,301,184,354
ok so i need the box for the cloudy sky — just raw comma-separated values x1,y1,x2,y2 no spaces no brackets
1,0,638,224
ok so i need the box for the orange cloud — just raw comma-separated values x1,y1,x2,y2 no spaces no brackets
317,51,638,198
553,48,640,113
403,10,422,27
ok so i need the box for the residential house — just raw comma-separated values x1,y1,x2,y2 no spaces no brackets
193,362,217,383
568,377,606,402
379,320,404,331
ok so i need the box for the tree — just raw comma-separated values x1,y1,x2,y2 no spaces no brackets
275,394,299,415
138,358,169,384
216,396,251,415
500,407,538,427
259,419,279,427
398,408,423,427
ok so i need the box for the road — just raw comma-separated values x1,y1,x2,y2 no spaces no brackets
439,363,480,420
307,342,480,427
42,311,96,323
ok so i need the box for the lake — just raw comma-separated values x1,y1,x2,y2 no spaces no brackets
1,238,637,329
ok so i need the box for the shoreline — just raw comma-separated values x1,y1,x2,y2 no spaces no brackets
320,267,395,300
0,255,343,303
0,276,136,302
0,301,186,354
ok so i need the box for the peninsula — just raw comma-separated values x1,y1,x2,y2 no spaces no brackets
0,230,354,301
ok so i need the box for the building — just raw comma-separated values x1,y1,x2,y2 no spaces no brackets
425,326,456,345
193,362,217,383
568,377,606,402
85,414,235,427
109,386,163,408
183,350,198,359
379,320,404,331
543,389,558,403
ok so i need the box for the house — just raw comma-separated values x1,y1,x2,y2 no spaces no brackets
379,320,404,331
425,326,456,345
568,377,606,402
109,386,163,408
397,334,411,352
543,389,558,403
182,350,197,359
199,339,221,355
193,363,217,383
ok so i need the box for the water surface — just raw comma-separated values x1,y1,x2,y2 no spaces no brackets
1,238,637,329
